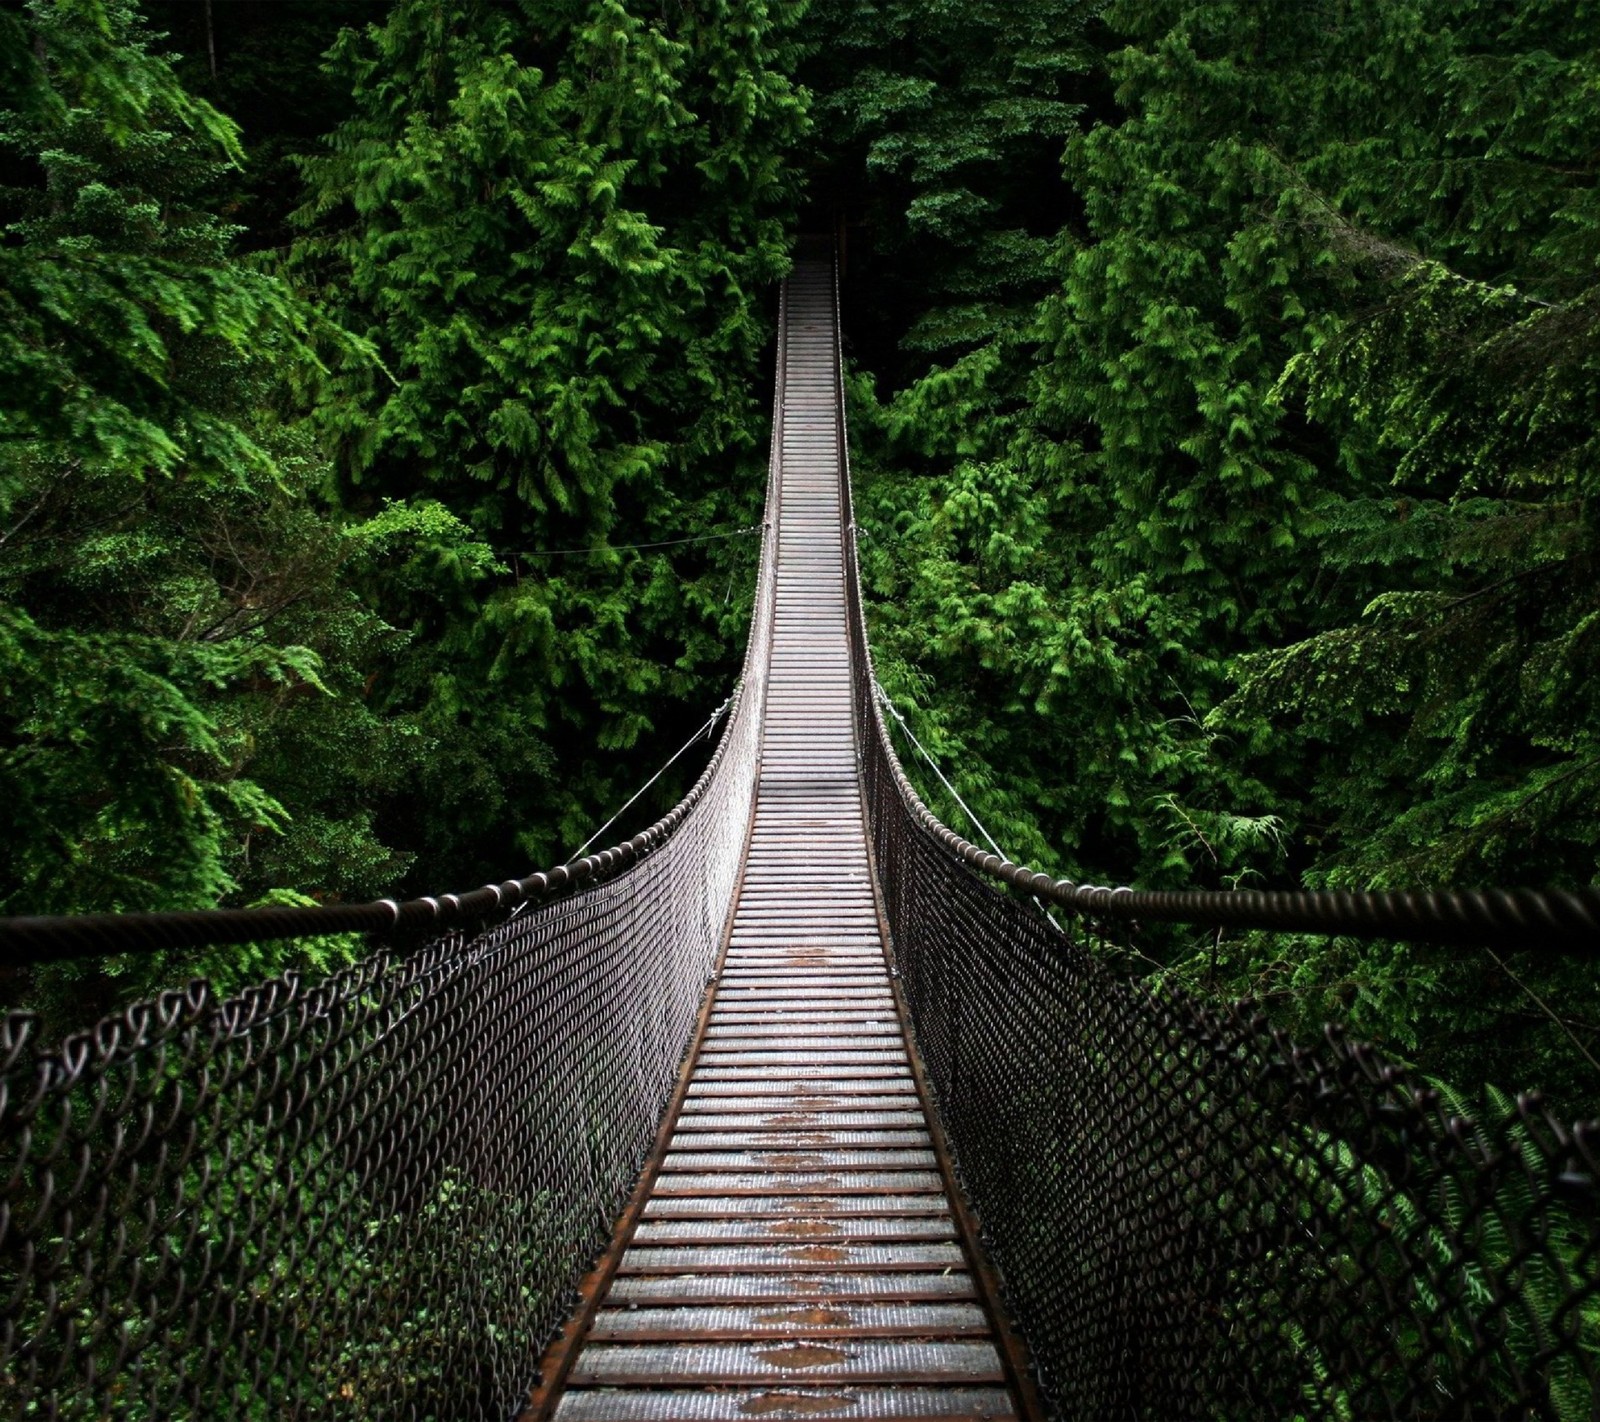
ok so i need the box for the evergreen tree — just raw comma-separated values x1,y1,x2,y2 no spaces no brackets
852,0,1600,1095
800,0,1097,390
141,0,387,255
295,0,810,875
0,0,417,1020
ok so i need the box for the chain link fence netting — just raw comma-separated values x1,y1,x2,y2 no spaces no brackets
862,745,1600,1416
2,742,762,1421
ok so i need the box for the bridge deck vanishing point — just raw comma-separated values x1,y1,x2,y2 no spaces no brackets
544,266,1026,1422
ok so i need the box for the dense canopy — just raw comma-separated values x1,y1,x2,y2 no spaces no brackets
2,0,1596,1099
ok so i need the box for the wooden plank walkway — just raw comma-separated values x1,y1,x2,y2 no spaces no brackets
547,265,1021,1422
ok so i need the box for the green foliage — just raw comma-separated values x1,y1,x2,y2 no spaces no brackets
847,0,1600,1100
142,0,396,255
4,0,1597,1109
294,0,809,875
0,0,410,1026
801,0,1096,384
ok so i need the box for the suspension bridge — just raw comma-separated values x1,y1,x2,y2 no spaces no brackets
2,259,1598,1420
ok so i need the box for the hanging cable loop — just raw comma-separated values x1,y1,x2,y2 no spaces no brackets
572,694,735,859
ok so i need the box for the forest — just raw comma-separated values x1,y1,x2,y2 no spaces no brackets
2,0,1596,1105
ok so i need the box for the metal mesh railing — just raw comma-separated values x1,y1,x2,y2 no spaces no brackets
0,295,785,1422
858,759,1600,1416
827,265,1600,1417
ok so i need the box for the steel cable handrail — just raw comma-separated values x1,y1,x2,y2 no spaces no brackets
0,674,756,966
848,641,1600,945
834,348,1600,949
1,524,778,963
0,694,745,964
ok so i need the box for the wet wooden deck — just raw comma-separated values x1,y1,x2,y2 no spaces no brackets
544,265,1023,1422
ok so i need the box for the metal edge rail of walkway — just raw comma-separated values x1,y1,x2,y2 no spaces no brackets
530,265,1038,1422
